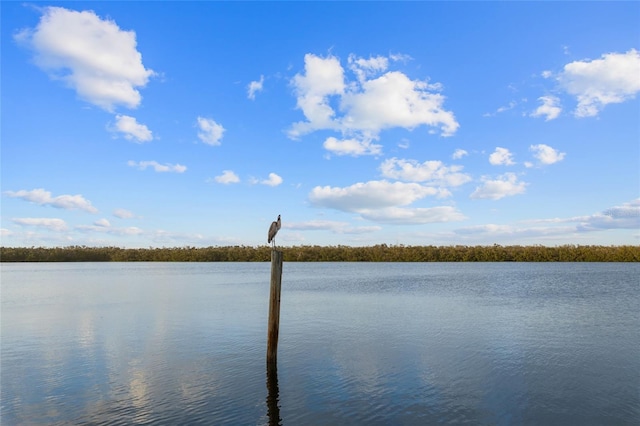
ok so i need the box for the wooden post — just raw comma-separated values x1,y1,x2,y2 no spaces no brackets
267,249,283,366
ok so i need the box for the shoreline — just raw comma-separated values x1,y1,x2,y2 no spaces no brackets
1,244,638,262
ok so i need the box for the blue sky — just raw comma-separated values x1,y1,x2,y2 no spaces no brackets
1,1,639,248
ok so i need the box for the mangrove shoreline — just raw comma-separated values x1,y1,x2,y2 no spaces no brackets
1,244,638,262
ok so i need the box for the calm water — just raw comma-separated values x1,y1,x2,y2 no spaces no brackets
1,262,639,425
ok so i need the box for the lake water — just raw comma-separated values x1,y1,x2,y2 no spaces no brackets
1,262,639,425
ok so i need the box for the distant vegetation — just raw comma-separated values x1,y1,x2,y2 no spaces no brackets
1,245,638,262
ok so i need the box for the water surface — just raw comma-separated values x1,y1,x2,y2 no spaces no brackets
2,262,639,425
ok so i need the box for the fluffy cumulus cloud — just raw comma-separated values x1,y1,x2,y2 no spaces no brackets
111,114,153,142
197,116,225,146
470,173,527,200
260,173,283,187
5,188,98,213
12,217,68,232
290,54,345,136
247,75,264,100
308,179,465,224
530,96,562,121
340,71,457,136
489,147,516,166
553,49,640,117
14,6,155,111
127,160,186,173
452,149,468,160
528,144,566,166
379,157,471,186
323,137,382,157
289,53,459,154
214,170,240,184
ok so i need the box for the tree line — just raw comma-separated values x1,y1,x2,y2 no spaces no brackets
1,244,638,262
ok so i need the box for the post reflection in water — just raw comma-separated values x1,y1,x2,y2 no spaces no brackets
266,364,282,426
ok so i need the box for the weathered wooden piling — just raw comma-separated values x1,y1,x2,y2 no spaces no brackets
267,249,283,366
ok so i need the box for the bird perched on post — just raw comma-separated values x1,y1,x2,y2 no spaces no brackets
268,215,281,248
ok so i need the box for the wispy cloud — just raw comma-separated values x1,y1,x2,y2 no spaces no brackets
286,220,381,234
247,75,264,100
5,188,98,213
309,180,442,212
127,160,187,173
14,6,155,111
358,206,466,224
450,199,640,242
12,217,68,232
483,100,517,117
113,208,136,219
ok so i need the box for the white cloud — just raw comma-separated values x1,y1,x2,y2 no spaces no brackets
358,206,466,224
557,49,640,117
5,188,98,213
14,6,154,111
452,149,468,160
94,218,111,227
484,100,517,117
260,173,283,187
290,54,345,137
575,199,640,231
214,170,240,184
341,70,458,137
12,217,68,232
76,222,143,235
470,173,527,200
286,220,381,234
452,223,573,240
489,147,516,166
127,160,186,173
456,199,640,241
380,157,471,186
529,144,566,166
111,114,153,142
197,117,225,146
247,75,264,100
289,53,459,144
113,208,135,219
531,96,562,121
309,180,441,212
348,54,389,82
323,137,382,157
